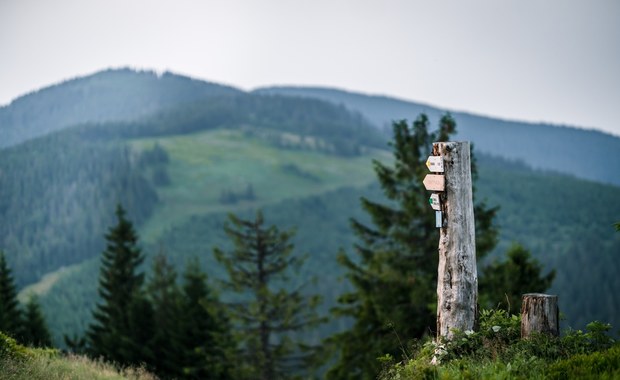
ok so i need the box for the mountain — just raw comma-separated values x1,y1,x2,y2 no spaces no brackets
255,87,620,186
1,69,619,346
0,68,241,148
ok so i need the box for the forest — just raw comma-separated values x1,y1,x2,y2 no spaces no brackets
1,69,619,379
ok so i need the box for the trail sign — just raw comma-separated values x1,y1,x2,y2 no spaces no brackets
429,193,441,211
423,174,445,192
426,156,444,172
435,211,443,228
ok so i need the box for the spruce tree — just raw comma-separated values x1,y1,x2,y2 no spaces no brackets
326,115,498,379
0,251,21,338
214,211,324,380
479,243,556,313
146,253,185,379
20,294,52,347
177,259,235,380
87,204,153,366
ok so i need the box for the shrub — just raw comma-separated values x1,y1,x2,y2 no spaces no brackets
547,344,620,380
0,331,31,361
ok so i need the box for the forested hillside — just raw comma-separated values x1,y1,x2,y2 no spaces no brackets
1,69,618,353
0,68,241,148
256,86,620,186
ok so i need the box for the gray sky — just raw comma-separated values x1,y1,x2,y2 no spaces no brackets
2,0,619,136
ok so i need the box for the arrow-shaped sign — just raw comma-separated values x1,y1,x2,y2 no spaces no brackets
426,156,444,173
429,193,441,211
423,174,445,192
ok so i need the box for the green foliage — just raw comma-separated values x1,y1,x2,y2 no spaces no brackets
476,154,620,330
0,133,157,287
176,259,235,380
327,115,498,380
86,205,153,367
547,344,620,380
19,295,52,348
0,331,31,361
479,243,556,313
380,312,620,380
0,252,21,338
144,253,183,378
214,211,325,380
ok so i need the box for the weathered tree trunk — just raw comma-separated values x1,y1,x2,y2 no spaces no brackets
435,141,478,340
521,293,559,338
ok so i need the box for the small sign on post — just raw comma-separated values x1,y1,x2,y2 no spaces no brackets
429,193,441,211
423,174,445,192
426,156,444,172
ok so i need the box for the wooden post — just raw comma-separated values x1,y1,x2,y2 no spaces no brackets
521,293,559,338
435,141,477,340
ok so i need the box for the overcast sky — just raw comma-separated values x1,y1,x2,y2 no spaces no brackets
2,0,619,136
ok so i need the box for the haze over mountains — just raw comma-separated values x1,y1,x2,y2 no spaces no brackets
256,86,620,187
1,68,619,345
3,69,619,186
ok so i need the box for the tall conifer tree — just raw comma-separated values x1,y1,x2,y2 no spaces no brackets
479,243,555,313
214,211,324,380
146,253,184,378
177,259,235,380
327,115,498,379
87,204,153,366
0,251,21,338
20,294,52,347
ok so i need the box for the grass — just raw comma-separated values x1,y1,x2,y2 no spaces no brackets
131,128,390,242
0,354,156,380
1,332,155,380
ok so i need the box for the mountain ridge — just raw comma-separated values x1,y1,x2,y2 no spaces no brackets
2,68,618,186
255,86,620,186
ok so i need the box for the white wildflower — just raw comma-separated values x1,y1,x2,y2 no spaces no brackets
492,325,501,333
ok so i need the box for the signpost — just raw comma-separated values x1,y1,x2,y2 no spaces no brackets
423,143,477,341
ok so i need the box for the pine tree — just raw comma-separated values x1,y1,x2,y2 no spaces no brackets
146,253,185,378
0,251,21,338
87,204,153,367
214,211,324,380
20,294,52,347
326,115,499,379
177,259,235,380
479,243,556,313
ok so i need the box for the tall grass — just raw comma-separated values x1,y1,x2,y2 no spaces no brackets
0,354,157,380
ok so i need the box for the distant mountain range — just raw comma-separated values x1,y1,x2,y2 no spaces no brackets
1,68,619,345
3,69,618,186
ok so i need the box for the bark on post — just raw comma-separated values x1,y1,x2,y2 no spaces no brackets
435,141,478,340
521,293,559,338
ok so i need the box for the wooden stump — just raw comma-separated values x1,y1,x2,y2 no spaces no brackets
521,293,559,338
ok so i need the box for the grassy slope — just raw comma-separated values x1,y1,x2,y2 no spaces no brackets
133,128,389,242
